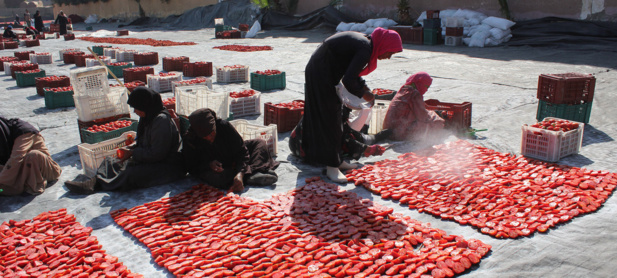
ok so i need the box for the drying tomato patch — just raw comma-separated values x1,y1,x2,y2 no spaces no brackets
213,45,273,52
110,181,490,277
78,37,196,47
0,208,142,278
347,140,617,239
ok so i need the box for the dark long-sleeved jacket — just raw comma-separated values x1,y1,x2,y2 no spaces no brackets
132,113,182,164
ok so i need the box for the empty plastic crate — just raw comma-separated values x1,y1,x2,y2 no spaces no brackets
521,117,584,162
74,87,130,122
78,131,136,177
537,73,595,104
116,50,138,62
445,36,463,46
92,45,111,56
104,48,118,59
423,18,442,29
424,99,472,131
70,66,110,97
230,119,278,155
368,100,390,135
230,90,261,118
30,53,53,64
536,100,592,124
424,28,442,45
176,85,230,119
107,63,133,78
86,56,111,67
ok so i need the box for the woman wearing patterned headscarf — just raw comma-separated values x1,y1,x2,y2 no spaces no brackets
182,108,279,193
383,72,445,141
297,27,402,183
65,87,186,194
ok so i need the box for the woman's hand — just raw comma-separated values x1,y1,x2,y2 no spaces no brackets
210,160,224,173
362,91,375,107
117,147,133,163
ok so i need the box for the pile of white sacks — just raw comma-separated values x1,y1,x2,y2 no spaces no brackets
417,9,515,47
335,9,515,48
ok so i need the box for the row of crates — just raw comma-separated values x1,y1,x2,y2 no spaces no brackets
535,73,595,124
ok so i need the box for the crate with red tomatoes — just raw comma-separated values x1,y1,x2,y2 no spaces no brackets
250,69,285,91
35,75,70,96
521,117,584,162
16,69,46,87
4,61,28,77
123,80,146,93
107,62,133,78
171,77,212,94
78,131,136,177
123,66,154,83
264,100,304,133
229,89,261,118
14,51,35,61
11,63,39,79
30,52,53,64
80,118,138,144
44,86,75,109
216,65,249,83
0,56,20,71
424,99,472,131
163,56,189,72
133,52,159,66
183,61,213,77
373,88,396,100
147,71,183,93
86,56,111,67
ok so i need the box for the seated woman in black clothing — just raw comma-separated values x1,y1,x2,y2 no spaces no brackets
183,108,279,193
65,87,187,194
3,26,18,40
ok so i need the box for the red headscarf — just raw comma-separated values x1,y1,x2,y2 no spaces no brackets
359,27,403,76
404,72,433,95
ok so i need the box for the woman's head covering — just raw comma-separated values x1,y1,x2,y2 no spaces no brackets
127,86,166,136
359,27,403,76
7,25,12,29
188,108,217,138
405,72,433,95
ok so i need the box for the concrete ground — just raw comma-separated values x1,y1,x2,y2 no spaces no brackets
1,22,617,277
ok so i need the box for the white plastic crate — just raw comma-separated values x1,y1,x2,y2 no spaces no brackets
445,17,464,27
521,117,584,162
30,53,53,64
230,119,278,155
70,66,110,97
172,77,213,94
74,86,130,122
44,33,56,39
86,56,111,67
104,48,118,59
147,72,183,93
116,50,138,62
59,48,79,60
176,85,229,118
445,36,463,46
78,131,136,177
368,100,390,135
229,91,261,118
216,66,249,83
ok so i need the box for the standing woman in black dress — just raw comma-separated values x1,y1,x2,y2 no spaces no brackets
34,11,44,34
54,11,69,35
301,27,402,183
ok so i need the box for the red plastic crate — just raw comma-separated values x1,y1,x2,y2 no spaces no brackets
0,56,20,71
64,34,75,40
35,75,70,96
183,61,213,77
445,27,464,36
162,56,189,72
424,99,472,131
426,10,440,19
123,66,154,83
63,51,84,64
4,41,19,49
133,52,159,66
239,24,249,31
25,39,40,47
74,54,95,67
0,42,3,50
389,26,423,45
117,30,129,36
11,63,39,79
264,100,304,133
123,80,146,92
14,51,35,61
50,24,60,32
537,73,595,105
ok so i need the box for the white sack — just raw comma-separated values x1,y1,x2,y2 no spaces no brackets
350,23,368,33
468,30,490,47
489,27,511,40
482,16,516,30
336,22,353,32
245,20,261,38
84,14,98,24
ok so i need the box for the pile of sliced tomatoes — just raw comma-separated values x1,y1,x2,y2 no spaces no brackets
213,45,273,52
111,182,490,278
274,100,304,109
78,37,196,47
347,140,616,239
0,209,142,278
229,90,256,98
530,118,580,132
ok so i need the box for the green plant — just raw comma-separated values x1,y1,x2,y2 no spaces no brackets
397,0,412,25
251,0,269,9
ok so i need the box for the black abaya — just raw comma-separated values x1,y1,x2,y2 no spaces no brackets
302,31,372,167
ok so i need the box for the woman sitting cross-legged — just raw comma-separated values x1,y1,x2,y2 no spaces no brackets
182,108,279,193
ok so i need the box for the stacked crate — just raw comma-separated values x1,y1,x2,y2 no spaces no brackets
36,75,70,96
536,73,595,124
444,17,464,46
71,66,131,142
423,18,442,45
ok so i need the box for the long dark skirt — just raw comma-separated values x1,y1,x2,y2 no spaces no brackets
302,45,344,167
96,157,186,191
198,139,279,190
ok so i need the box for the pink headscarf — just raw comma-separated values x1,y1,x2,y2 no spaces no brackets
359,27,403,76
404,72,433,95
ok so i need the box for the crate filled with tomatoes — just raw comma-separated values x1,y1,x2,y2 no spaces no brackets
537,73,595,105
91,45,112,55
171,77,212,94
521,117,584,162
133,52,159,66
163,96,176,111
63,51,84,64
11,63,39,79
64,33,75,41
86,56,111,67
74,54,95,67
183,61,213,77
0,56,19,71
123,66,154,83
424,99,472,131
250,69,285,91
373,88,396,100
3,41,18,49
216,65,249,83
147,71,183,93
264,100,304,133
35,75,70,96
106,62,133,78
30,52,53,64
78,131,136,177
14,50,35,61
4,61,28,77
121,80,146,92
162,56,189,72
229,89,261,118
16,69,45,87
80,118,138,144
44,86,75,109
